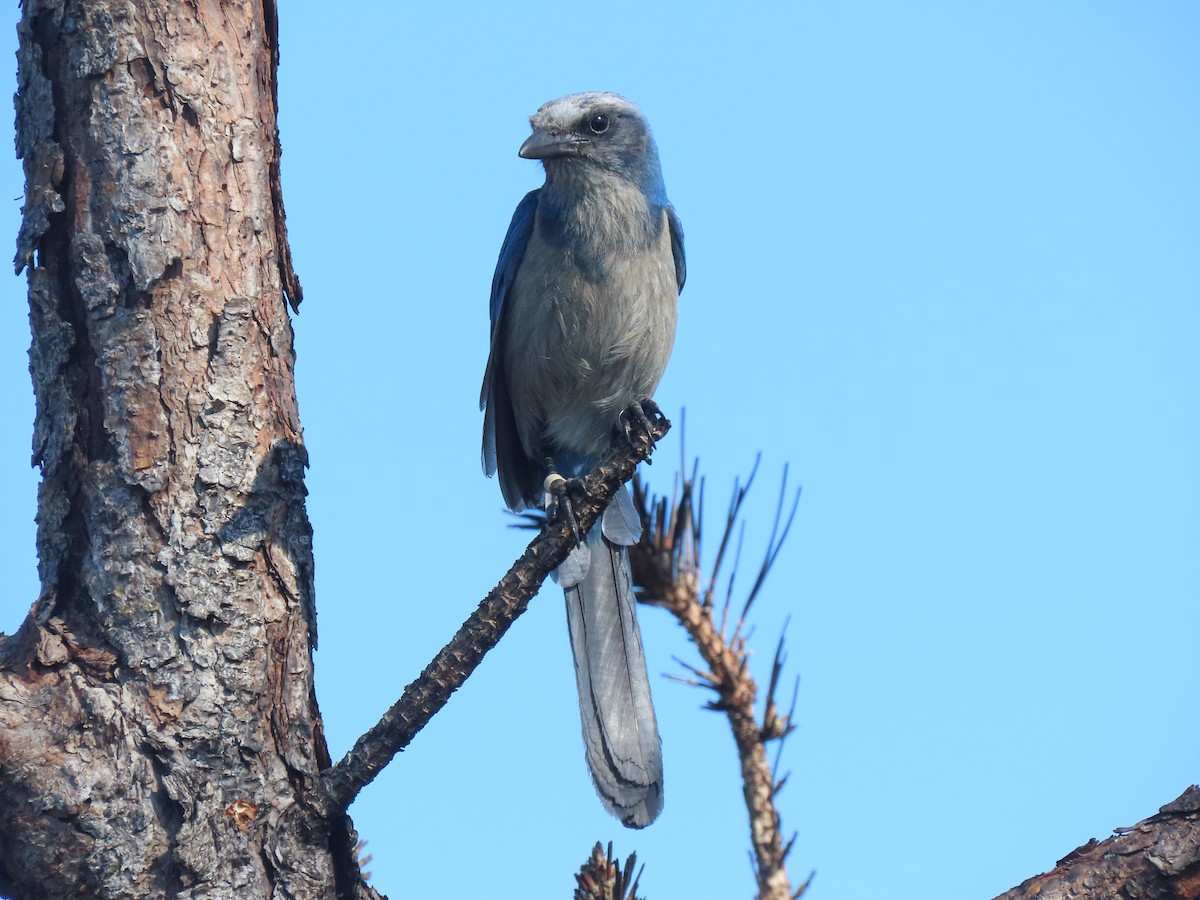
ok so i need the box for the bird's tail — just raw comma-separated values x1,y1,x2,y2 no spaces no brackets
561,493,663,828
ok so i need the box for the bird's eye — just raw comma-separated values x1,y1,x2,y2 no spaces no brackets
587,114,610,135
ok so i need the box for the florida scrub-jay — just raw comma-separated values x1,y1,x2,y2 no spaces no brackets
480,92,685,828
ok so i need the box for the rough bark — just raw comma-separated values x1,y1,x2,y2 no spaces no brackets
994,786,1200,900
0,1,372,897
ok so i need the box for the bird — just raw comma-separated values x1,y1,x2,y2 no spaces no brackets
480,92,685,828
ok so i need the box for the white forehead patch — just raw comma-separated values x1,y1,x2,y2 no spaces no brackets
529,91,642,130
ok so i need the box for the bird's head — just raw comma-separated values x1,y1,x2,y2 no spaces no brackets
519,92,667,204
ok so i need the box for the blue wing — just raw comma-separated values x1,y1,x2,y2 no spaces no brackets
481,190,540,505
487,189,539,341
667,205,686,293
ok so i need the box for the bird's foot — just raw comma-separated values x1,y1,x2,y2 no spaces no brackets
543,459,586,543
620,398,665,459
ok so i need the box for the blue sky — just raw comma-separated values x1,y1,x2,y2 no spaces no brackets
0,3,1197,898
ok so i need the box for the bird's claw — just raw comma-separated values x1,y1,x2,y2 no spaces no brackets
620,398,664,455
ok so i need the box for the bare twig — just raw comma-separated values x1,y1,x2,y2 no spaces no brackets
740,465,801,622
703,454,760,611
314,411,670,818
629,460,808,900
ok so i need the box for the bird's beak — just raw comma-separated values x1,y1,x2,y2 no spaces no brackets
519,129,584,160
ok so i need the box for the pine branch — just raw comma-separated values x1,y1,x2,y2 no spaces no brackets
629,460,809,900
314,409,670,817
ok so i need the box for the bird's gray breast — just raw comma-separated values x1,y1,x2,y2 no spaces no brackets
504,187,679,463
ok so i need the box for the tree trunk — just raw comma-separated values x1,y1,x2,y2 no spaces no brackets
0,0,368,896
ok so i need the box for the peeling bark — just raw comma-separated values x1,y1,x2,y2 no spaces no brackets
0,1,373,897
